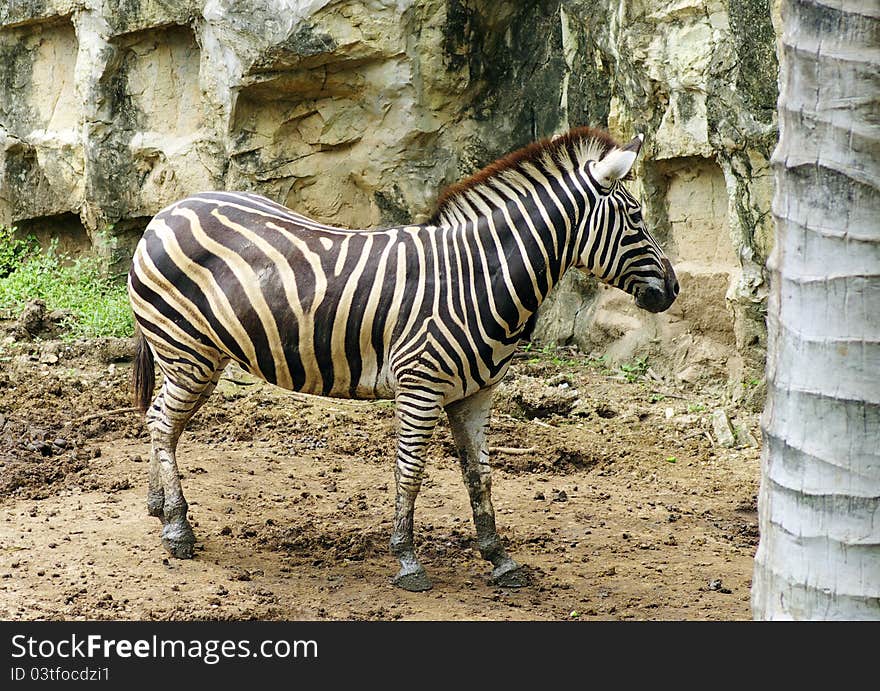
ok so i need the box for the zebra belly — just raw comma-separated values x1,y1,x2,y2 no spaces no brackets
216,325,398,401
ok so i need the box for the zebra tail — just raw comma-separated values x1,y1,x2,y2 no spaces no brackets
132,327,155,414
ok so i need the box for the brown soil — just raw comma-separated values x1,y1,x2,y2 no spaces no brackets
0,337,761,621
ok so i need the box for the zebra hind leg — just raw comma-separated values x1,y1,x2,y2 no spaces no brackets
445,387,529,588
389,393,442,591
145,364,224,558
146,366,224,523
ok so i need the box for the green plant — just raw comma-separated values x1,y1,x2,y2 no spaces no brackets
524,343,582,368
586,353,609,369
0,241,133,339
687,402,706,413
0,226,39,278
619,356,649,383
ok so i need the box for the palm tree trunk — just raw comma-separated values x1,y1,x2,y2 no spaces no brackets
751,0,880,619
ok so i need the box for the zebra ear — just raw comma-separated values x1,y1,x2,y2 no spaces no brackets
590,134,643,187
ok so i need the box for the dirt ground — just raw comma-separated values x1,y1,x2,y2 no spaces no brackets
0,335,761,621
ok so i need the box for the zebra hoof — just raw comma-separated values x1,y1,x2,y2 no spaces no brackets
162,524,196,559
490,560,529,588
393,567,432,592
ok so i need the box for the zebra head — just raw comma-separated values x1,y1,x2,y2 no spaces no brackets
576,134,679,313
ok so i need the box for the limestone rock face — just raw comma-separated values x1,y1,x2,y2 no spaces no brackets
0,0,778,387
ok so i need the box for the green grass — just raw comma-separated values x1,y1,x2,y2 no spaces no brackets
521,343,654,385
0,228,133,339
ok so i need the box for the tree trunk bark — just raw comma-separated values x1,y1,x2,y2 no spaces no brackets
751,0,880,619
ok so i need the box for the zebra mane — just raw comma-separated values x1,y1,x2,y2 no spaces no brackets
429,126,622,226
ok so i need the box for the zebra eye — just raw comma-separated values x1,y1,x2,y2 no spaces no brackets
630,211,643,225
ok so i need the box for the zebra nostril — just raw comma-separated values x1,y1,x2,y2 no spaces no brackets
660,258,679,299
665,268,680,298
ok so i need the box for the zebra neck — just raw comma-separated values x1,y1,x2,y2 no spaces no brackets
436,166,591,338
447,207,575,342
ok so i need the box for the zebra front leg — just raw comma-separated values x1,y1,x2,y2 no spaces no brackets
390,394,442,591
446,387,529,587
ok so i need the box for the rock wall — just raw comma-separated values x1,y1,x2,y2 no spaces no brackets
535,0,777,398
0,0,778,395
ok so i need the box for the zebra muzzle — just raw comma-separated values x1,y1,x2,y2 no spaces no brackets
635,259,679,313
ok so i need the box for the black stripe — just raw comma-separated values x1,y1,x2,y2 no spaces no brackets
192,202,311,388
310,235,371,395
169,206,278,384
345,235,391,396
130,271,224,371
141,224,251,368
389,233,429,347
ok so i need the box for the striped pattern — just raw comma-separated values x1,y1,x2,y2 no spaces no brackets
128,127,677,586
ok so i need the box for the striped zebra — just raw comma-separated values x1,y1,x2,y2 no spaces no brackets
128,127,678,591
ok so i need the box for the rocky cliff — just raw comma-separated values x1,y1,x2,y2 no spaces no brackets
0,0,778,397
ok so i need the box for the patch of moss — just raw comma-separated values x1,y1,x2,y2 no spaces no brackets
104,0,198,35
284,23,337,57
561,1,612,129
374,187,412,227
677,91,697,122
728,0,778,123
0,0,48,26
0,27,38,137
441,1,572,163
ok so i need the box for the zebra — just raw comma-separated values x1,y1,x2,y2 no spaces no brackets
127,126,679,591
